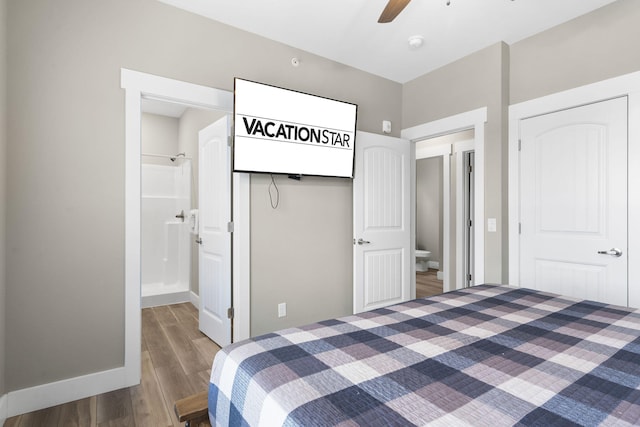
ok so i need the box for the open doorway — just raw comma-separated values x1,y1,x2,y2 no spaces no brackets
139,98,227,309
403,108,486,300
414,130,474,298
121,69,250,387
415,155,443,297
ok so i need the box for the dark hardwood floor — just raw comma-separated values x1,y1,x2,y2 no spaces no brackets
416,269,443,299
4,303,219,427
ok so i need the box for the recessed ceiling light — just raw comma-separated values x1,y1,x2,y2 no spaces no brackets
408,35,424,50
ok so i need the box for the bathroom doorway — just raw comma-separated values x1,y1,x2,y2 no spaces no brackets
122,69,251,389
415,129,475,297
139,97,227,309
415,155,444,297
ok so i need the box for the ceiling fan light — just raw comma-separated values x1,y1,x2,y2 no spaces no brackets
408,35,424,49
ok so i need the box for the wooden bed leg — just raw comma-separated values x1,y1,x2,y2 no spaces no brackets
174,390,210,426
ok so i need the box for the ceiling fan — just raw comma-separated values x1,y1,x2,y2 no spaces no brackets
378,0,412,23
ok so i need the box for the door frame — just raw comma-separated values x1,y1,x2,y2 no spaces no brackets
456,142,475,289
121,69,250,386
508,70,640,308
402,107,487,291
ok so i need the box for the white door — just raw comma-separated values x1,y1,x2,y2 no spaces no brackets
198,116,232,346
519,97,628,306
353,131,411,313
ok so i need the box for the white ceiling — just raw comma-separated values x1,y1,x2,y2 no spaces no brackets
158,0,617,83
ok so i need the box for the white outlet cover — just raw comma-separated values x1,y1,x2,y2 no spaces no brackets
278,302,287,317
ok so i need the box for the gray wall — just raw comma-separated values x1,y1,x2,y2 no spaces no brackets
510,0,640,104
5,0,401,391
402,42,509,283
416,157,442,264
250,174,353,336
141,113,179,159
0,0,6,401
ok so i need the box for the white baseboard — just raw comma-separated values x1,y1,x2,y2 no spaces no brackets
1,393,7,425
7,366,130,417
190,291,200,309
141,290,190,308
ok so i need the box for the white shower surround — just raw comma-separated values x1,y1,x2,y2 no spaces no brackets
141,160,191,307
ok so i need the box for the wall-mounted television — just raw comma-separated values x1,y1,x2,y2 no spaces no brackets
233,78,358,178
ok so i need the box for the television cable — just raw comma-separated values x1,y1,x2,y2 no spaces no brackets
269,174,280,209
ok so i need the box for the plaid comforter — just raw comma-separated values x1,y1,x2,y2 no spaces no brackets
208,285,640,426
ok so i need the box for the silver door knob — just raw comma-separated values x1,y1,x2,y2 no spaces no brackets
195,237,203,245
175,210,185,221
357,238,371,245
597,248,623,257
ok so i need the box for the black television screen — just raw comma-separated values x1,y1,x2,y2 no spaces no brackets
233,78,357,178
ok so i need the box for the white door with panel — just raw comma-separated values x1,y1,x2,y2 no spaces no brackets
198,115,232,346
354,131,411,313
519,97,628,306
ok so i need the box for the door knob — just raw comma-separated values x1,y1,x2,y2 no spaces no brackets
175,210,185,221
597,248,623,257
356,238,371,245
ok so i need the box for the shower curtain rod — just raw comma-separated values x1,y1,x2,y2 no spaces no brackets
141,152,192,161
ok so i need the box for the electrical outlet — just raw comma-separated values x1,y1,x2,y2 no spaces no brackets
278,302,287,318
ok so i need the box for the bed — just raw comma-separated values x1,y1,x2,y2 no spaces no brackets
207,285,640,426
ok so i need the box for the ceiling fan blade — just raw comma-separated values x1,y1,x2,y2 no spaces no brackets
378,0,412,23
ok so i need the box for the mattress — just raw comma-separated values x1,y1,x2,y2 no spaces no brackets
208,285,640,426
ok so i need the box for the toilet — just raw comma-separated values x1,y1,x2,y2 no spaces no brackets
415,250,431,272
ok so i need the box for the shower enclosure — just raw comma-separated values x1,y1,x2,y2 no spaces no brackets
141,154,192,308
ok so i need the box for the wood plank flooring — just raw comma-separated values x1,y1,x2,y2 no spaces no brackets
416,269,443,299
4,303,219,427
5,275,442,427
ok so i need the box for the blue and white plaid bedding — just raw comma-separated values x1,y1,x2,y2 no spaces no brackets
208,285,640,426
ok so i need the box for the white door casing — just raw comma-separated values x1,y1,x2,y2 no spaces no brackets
198,116,232,346
460,149,475,288
353,131,411,313
454,139,475,290
518,97,628,306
